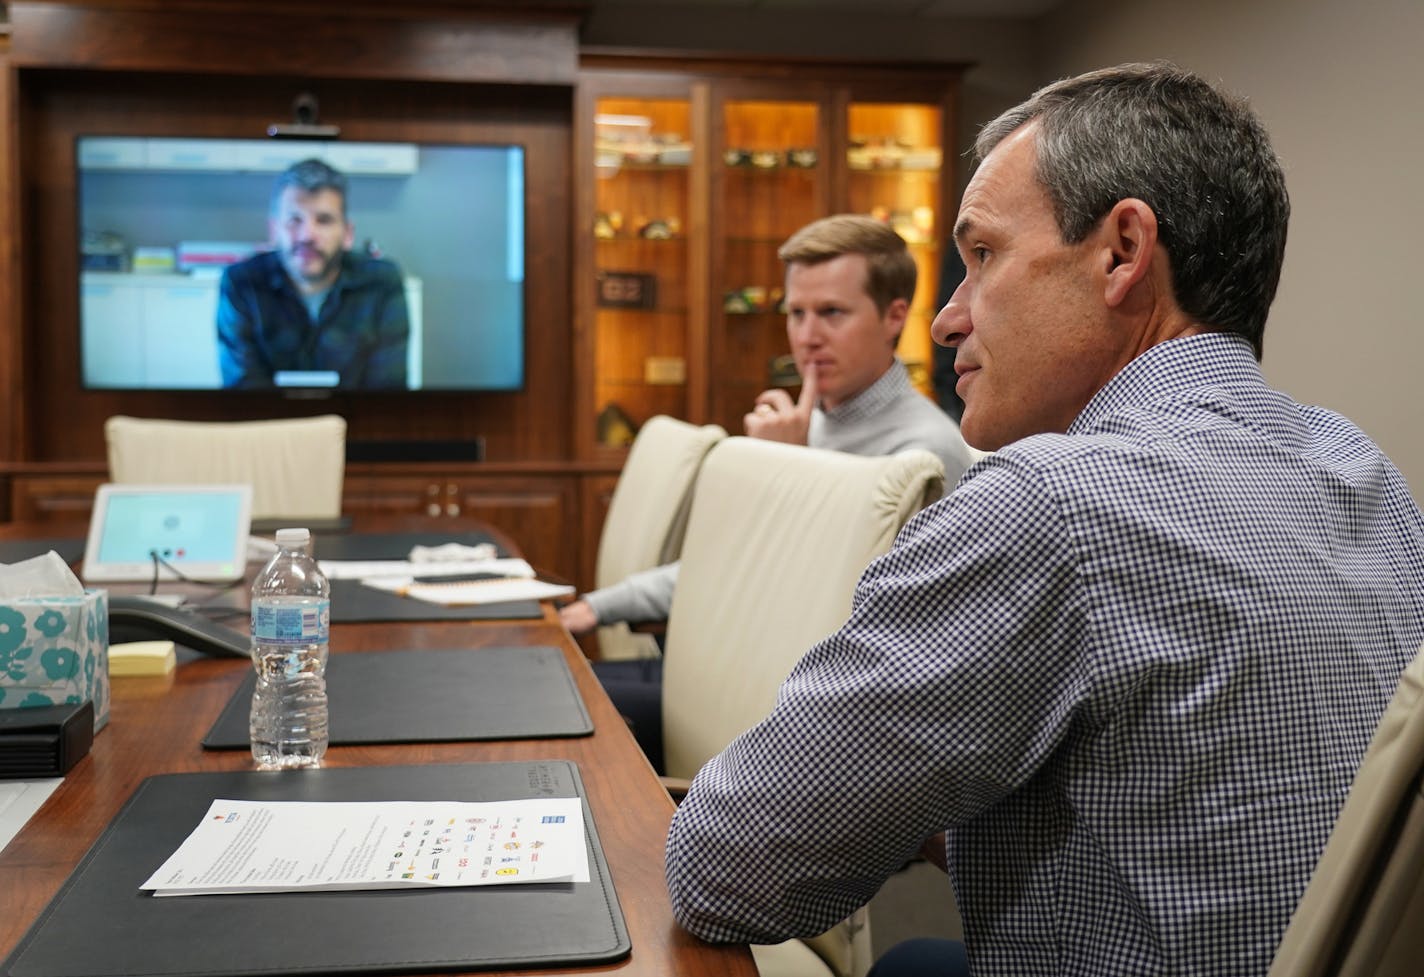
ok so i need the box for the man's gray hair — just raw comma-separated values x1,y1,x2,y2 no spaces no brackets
270,157,349,219
976,61,1288,358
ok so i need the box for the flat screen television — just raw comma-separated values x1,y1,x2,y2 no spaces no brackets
75,136,526,393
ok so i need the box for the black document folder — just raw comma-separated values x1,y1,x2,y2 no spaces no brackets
0,537,85,565
1,761,630,977
203,647,593,749
329,578,541,622
312,531,505,562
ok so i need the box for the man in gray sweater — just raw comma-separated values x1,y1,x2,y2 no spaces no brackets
560,214,973,769
563,213,972,634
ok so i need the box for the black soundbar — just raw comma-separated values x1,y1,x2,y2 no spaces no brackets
346,437,485,463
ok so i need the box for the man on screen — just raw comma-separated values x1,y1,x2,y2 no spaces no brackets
217,157,410,389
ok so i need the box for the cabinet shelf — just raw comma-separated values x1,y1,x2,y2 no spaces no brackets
600,161,691,172
724,235,803,247
598,306,690,317
848,165,941,176
594,235,688,244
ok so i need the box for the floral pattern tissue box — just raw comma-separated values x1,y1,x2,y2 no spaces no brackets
0,590,110,731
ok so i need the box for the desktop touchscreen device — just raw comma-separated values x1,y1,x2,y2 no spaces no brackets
82,484,252,583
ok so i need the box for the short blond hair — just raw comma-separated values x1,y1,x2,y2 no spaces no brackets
777,214,916,315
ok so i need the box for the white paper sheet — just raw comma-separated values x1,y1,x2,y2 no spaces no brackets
0,778,63,854
142,796,589,896
359,576,575,606
318,557,535,580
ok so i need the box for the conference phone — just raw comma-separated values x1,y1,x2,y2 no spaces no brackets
108,595,250,659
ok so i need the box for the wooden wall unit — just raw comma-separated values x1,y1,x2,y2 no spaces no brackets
5,4,577,464
343,465,581,584
0,1,609,586
0,5,966,594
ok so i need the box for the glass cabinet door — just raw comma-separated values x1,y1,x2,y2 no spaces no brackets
590,97,694,448
711,97,824,434
845,101,945,397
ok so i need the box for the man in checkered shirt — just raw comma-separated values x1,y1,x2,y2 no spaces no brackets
664,62,1424,977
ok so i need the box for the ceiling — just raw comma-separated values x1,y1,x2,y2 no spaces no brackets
585,0,1064,18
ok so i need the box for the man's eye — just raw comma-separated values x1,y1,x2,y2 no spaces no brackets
973,246,990,264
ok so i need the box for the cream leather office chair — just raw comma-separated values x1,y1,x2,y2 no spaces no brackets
592,414,727,661
1267,642,1424,977
661,437,946,977
104,414,347,521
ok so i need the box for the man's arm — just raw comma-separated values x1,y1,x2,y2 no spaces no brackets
573,562,681,631
359,261,411,389
664,461,1089,944
215,265,271,388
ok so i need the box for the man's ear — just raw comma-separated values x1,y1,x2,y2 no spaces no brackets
1101,198,1158,309
882,296,909,348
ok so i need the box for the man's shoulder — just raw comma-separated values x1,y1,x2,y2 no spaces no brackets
880,386,972,467
341,252,404,287
222,249,280,285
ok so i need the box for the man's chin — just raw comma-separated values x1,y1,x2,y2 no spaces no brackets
960,410,1003,454
285,259,337,288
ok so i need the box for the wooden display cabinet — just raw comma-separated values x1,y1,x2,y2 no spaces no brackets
575,69,712,461
845,101,947,395
574,52,965,455
589,96,699,448
711,93,827,433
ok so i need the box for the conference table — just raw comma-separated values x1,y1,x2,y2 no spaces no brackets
0,517,756,977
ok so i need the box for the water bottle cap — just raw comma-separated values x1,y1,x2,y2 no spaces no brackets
274,528,311,546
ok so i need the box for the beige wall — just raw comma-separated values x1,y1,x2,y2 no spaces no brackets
1034,0,1424,499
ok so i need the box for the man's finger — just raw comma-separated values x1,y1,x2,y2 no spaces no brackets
796,362,819,412
754,388,796,412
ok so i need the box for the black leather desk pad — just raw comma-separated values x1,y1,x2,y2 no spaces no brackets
1,761,631,977
0,537,85,565
313,531,505,562
203,647,593,749
329,578,541,622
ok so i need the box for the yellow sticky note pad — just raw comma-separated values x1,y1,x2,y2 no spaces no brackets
109,640,177,677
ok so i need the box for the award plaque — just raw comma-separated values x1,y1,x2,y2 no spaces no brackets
597,270,658,310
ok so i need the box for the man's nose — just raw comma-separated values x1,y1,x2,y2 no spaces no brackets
931,281,971,348
790,316,824,344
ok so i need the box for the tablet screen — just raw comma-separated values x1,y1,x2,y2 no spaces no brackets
83,484,252,582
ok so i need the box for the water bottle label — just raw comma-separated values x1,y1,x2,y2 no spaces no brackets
252,600,330,644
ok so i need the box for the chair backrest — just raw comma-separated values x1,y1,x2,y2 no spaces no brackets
594,414,728,587
661,437,943,777
104,414,347,521
661,437,943,977
593,415,726,662
1268,642,1424,977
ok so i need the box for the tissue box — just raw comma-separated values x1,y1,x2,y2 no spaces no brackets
0,590,109,732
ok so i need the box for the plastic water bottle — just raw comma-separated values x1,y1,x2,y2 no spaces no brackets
249,527,330,769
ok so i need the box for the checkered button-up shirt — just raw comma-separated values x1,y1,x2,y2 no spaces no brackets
666,332,1424,976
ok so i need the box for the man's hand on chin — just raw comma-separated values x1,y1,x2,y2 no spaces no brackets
744,363,817,445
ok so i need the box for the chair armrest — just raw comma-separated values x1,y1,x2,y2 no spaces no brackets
629,619,667,636
660,775,693,802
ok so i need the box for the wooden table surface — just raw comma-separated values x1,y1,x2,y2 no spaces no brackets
0,521,755,977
